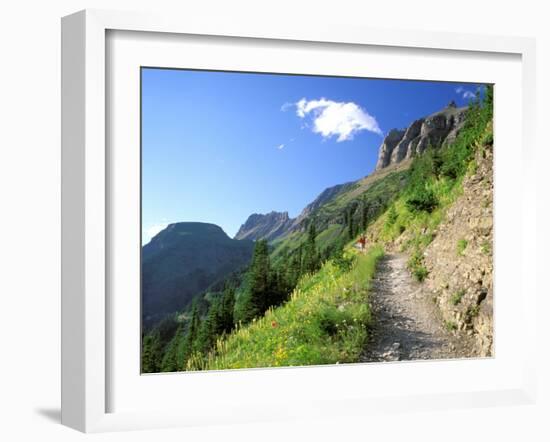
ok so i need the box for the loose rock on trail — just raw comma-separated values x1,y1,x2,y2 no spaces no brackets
361,254,473,363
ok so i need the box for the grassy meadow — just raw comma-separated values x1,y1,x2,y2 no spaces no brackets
187,245,384,370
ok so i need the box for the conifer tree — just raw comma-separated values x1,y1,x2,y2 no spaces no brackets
287,246,302,288
181,301,201,361
141,331,163,373
243,239,271,320
348,208,355,240
303,221,319,274
296,244,303,276
219,285,236,334
268,267,288,307
160,325,181,372
361,197,369,231
197,299,221,354
141,334,155,373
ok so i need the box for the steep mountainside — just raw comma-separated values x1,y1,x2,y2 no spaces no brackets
141,91,494,372
234,211,294,241
375,101,467,170
269,164,410,262
287,181,356,231
142,222,254,327
237,166,411,250
364,100,494,358
371,143,494,356
237,103,467,249
235,183,356,242
421,144,493,355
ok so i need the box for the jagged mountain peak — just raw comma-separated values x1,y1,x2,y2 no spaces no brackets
234,211,293,242
375,104,467,171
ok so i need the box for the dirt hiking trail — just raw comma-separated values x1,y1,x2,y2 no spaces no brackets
361,254,473,362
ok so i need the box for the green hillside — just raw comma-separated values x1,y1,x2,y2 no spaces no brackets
141,87,493,373
142,222,254,329
270,163,410,263
189,246,383,370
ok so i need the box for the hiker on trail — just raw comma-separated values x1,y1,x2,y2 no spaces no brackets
358,234,366,252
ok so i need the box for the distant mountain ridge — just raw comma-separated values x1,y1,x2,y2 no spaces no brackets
234,182,355,242
142,222,254,327
234,211,294,242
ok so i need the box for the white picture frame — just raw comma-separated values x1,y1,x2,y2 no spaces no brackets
61,9,537,433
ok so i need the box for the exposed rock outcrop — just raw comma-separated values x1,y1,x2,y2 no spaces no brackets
392,118,424,164
234,211,294,242
366,122,494,358
375,129,405,170
422,142,494,356
375,103,468,171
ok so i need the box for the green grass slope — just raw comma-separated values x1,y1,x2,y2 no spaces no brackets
270,165,409,263
187,245,384,370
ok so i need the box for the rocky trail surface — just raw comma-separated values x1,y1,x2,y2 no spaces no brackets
361,254,473,362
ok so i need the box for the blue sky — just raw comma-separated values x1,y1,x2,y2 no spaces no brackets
142,68,483,243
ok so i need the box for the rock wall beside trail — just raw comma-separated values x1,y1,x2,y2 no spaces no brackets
422,144,494,357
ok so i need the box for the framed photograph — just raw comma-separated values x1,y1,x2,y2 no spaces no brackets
61,9,537,432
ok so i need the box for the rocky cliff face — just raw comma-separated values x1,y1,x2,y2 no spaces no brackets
422,143,493,356
234,211,294,241
375,129,405,170
375,102,467,171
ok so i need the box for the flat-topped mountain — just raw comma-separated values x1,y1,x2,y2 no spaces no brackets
375,101,467,170
142,222,254,327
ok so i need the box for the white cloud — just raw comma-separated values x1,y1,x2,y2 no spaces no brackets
456,86,476,100
292,98,382,142
143,222,169,245
276,143,285,150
